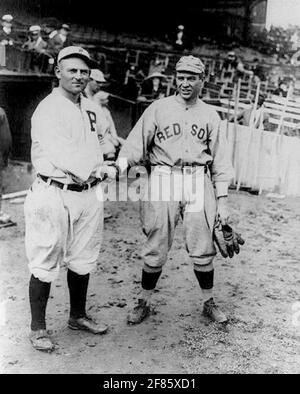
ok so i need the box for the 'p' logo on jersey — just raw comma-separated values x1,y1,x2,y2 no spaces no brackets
86,110,97,132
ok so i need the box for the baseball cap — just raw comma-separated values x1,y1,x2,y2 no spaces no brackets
61,23,70,30
175,55,205,75
90,69,106,83
57,46,93,67
145,72,166,80
29,25,41,33
2,14,13,22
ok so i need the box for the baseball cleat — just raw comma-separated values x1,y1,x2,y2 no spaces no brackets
202,298,228,324
127,299,150,325
68,315,108,334
30,329,55,352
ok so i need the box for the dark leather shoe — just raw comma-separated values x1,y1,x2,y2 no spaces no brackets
203,298,228,324
30,329,55,352
68,315,108,334
127,299,150,325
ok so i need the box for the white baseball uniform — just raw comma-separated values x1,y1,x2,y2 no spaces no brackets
119,95,234,270
24,88,105,282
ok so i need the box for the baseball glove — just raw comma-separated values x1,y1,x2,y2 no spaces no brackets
213,220,245,258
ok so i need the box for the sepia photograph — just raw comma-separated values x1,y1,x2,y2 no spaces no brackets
0,0,299,376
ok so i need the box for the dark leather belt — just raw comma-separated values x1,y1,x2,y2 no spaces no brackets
38,174,100,192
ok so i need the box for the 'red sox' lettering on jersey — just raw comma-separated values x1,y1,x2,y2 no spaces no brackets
120,95,233,198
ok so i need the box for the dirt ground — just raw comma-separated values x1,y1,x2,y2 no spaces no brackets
0,183,300,374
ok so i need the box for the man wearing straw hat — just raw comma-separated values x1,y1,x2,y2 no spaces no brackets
118,55,234,325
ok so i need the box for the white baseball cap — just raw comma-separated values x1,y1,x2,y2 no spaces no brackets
145,72,167,80
2,14,13,22
29,25,41,33
90,69,106,83
57,46,93,67
61,23,71,31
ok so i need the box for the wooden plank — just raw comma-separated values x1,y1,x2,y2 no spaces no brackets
267,117,298,129
263,107,300,122
237,82,261,191
2,190,28,200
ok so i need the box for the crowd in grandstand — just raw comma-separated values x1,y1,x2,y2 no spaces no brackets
1,11,300,140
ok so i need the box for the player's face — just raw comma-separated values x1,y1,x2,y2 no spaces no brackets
176,72,203,102
56,57,90,97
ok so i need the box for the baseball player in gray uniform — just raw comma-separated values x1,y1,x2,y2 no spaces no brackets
118,55,234,325
24,46,117,352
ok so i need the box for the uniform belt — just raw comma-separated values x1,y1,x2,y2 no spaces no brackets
153,165,208,174
38,174,100,192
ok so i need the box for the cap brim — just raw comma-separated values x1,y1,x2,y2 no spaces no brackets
176,66,202,74
145,74,167,80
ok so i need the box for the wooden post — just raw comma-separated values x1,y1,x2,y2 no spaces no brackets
276,85,293,135
274,85,293,193
232,79,241,177
237,82,261,191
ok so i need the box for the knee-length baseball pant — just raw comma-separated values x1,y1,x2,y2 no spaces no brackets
24,178,103,283
140,168,217,272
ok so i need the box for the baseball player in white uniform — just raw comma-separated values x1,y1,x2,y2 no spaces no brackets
118,55,234,325
24,46,116,352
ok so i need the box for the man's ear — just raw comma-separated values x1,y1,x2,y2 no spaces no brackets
54,65,61,80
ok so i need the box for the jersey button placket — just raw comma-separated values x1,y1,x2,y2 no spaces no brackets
183,116,189,163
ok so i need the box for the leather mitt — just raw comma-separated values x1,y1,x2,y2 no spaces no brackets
213,220,245,258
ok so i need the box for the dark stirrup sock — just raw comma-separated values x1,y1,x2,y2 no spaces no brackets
194,269,214,290
141,269,162,290
67,269,90,319
29,275,51,331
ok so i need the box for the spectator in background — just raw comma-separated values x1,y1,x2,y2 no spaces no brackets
222,51,253,82
22,25,47,54
231,94,269,129
273,81,289,97
0,14,14,46
123,66,144,101
222,51,238,73
138,72,167,102
0,106,15,228
251,58,266,83
22,25,50,73
48,24,72,57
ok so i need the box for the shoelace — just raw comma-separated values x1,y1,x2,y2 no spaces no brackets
205,299,217,314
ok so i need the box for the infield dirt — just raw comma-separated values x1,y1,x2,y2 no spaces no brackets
0,184,300,374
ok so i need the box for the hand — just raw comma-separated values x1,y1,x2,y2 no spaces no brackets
217,196,230,225
95,164,118,180
116,157,128,176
